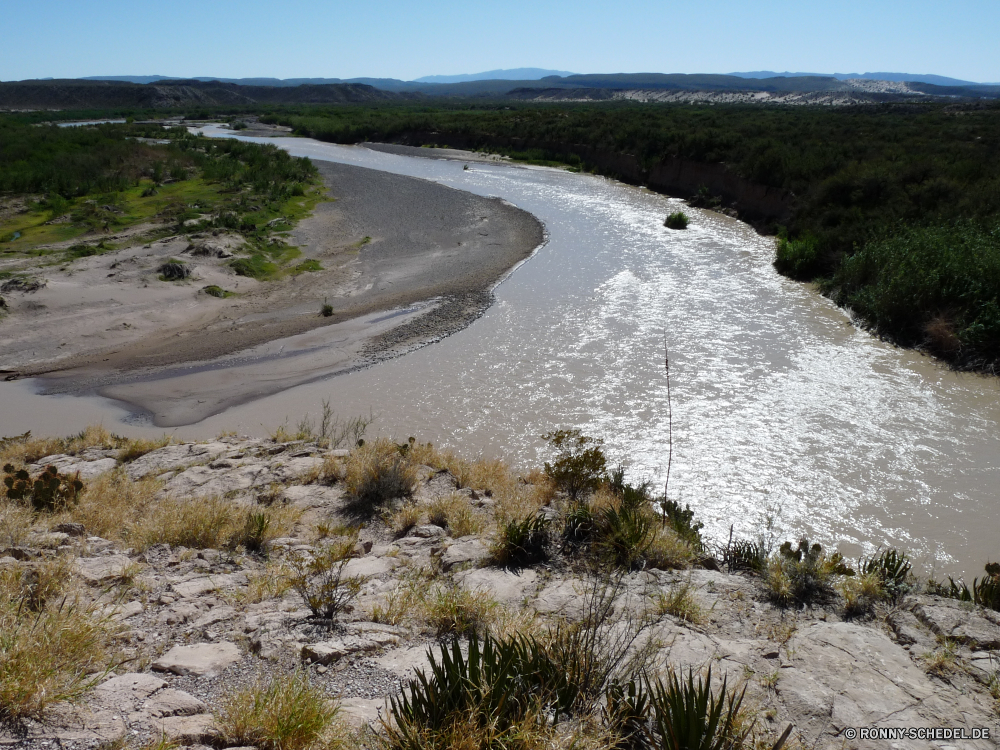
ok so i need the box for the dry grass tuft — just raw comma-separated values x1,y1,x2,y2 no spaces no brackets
134,496,299,552
0,564,117,720
427,493,485,538
654,577,704,624
59,470,161,542
0,503,34,547
388,502,423,538
215,670,344,750
343,438,416,508
117,436,171,464
422,583,499,637
645,524,697,570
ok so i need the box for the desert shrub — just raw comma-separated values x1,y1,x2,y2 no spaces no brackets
202,284,233,298
660,498,705,551
158,260,190,281
0,504,32,547
942,561,1000,611
286,538,364,626
343,438,416,510
765,539,854,607
598,489,654,569
645,524,697,570
320,303,333,317
664,211,689,230
839,571,885,619
722,539,767,574
543,429,607,500
216,670,341,750
490,512,550,567
3,464,84,513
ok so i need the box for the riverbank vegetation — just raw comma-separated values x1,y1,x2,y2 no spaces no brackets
0,115,322,280
256,100,1000,372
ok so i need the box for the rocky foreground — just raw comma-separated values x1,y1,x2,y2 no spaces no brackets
1,432,999,749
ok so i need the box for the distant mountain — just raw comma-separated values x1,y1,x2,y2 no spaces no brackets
729,71,980,86
0,79,412,109
413,68,575,83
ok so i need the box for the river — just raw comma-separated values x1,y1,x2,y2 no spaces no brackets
2,129,999,579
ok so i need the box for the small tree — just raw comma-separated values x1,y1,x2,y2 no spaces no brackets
542,429,607,500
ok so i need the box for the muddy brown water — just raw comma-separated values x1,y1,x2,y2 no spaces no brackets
2,129,999,579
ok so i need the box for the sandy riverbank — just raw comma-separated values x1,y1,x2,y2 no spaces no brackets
1,157,542,425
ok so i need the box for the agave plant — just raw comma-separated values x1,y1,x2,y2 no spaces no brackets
860,548,912,602
646,668,751,750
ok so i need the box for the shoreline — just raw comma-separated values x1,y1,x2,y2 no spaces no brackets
4,156,543,426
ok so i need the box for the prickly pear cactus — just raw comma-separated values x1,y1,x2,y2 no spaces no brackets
3,463,84,512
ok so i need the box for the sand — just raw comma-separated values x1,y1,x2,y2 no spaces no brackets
0,158,543,425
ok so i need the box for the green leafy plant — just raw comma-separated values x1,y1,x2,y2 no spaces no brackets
943,561,1000,612
3,463,83,512
202,284,233,298
664,211,689,230
722,539,766,574
543,429,607,500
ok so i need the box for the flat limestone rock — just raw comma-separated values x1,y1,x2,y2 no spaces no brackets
157,713,219,744
778,621,938,742
533,578,586,619
74,554,132,583
281,484,343,508
170,572,246,598
191,605,236,628
143,688,207,718
441,538,488,571
910,596,1000,649
96,673,167,701
339,697,385,728
30,455,118,479
125,441,232,480
302,633,400,665
456,567,538,604
152,641,242,676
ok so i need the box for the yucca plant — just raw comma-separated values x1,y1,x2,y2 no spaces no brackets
647,668,751,750
384,634,570,749
604,679,653,750
946,562,1000,612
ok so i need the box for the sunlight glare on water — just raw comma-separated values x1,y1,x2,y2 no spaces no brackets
3,129,999,578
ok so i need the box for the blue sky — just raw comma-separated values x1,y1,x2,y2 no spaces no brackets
2,0,997,83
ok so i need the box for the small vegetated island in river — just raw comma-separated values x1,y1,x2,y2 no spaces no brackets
265,100,1000,372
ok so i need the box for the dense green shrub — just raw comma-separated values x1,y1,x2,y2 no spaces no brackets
832,222,1000,366
664,211,689,230
491,513,550,567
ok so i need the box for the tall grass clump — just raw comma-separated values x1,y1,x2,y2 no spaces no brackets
343,438,416,510
216,670,343,750
0,562,117,720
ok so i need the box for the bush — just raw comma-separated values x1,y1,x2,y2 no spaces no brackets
158,261,190,281
422,584,498,637
216,670,341,750
660,498,705,551
773,234,820,279
664,211,689,230
542,429,607,500
286,538,364,626
343,438,416,510
860,548,912,602
765,539,853,606
202,284,233,298
722,539,766,574
942,561,1000,611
